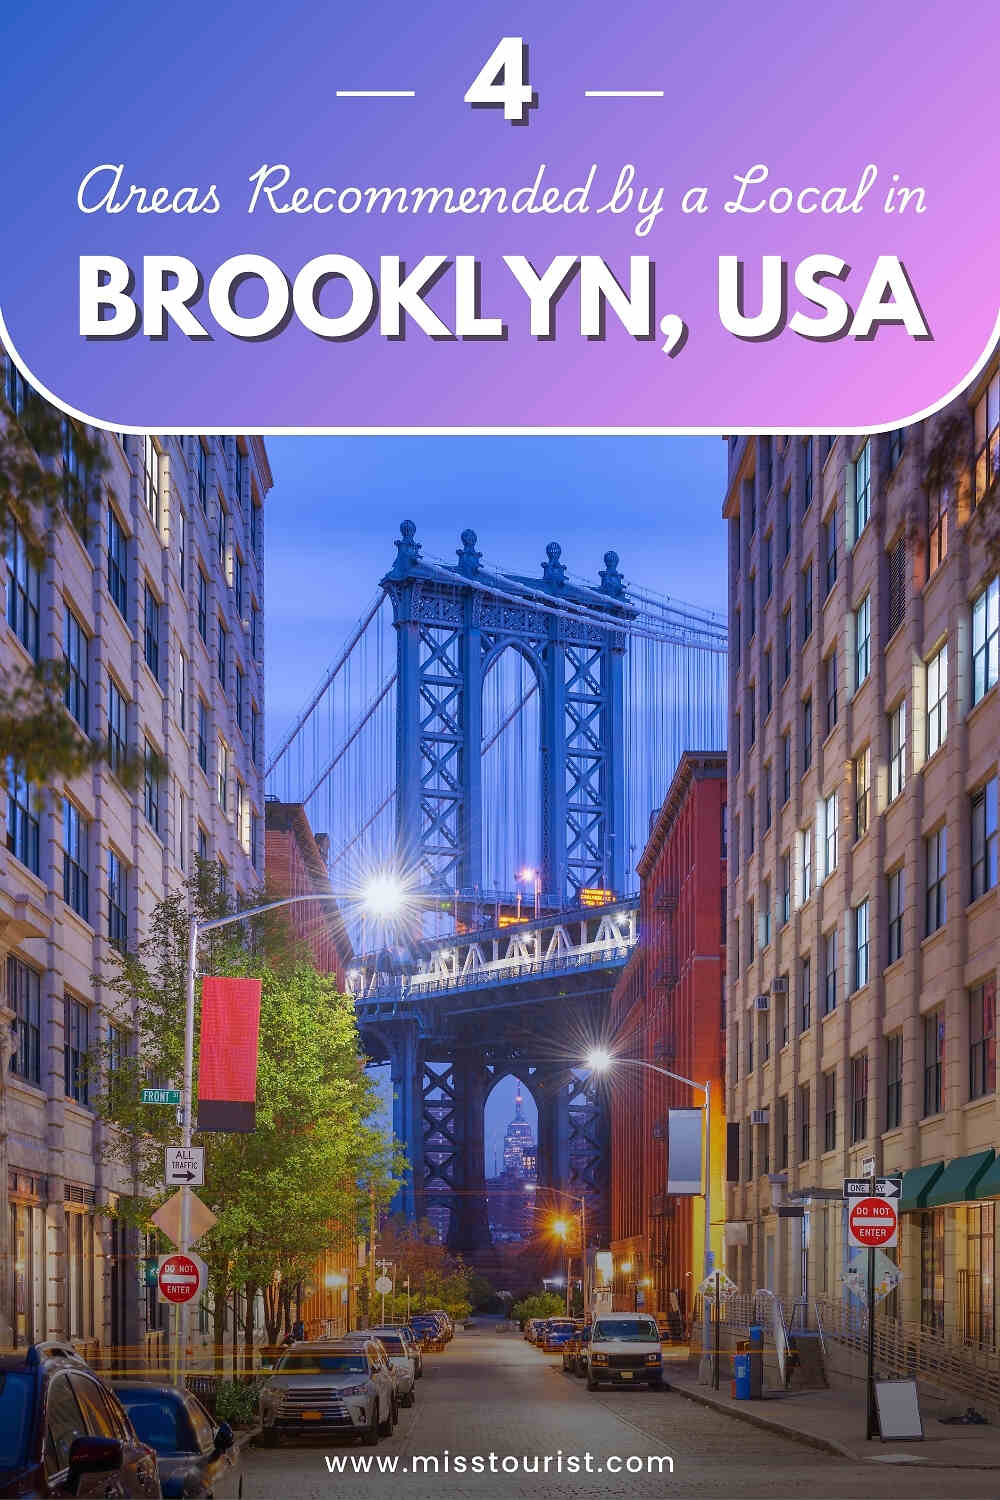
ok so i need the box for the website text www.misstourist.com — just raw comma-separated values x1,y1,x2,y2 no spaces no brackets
322,1451,674,1477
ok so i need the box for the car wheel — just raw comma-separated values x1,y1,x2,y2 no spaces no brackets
361,1405,379,1446
403,1388,415,1407
647,1376,666,1390
378,1398,393,1437
586,1370,599,1391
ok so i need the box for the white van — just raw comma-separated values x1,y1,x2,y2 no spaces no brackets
583,1311,664,1390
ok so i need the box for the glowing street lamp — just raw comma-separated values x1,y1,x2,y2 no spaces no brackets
516,866,541,920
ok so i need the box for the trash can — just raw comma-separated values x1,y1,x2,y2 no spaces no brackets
731,1352,752,1400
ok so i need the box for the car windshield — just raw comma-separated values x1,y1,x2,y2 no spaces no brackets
117,1395,193,1454
377,1337,404,1353
277,1354,367,1373
547,1321,575,1330
0,1372,32,1468
593,1319,659,1342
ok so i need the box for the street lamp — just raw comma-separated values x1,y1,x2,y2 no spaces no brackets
525,1184,589,1322
516,867,541,920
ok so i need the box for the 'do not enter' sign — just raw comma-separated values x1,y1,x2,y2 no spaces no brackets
848,1196,898,1250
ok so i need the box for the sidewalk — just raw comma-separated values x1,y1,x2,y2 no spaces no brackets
663,1352,1000,1469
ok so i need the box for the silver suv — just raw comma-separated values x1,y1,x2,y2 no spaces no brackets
258,1339,396,1446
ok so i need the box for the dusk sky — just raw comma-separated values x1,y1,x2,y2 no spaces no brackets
263,435,728,1168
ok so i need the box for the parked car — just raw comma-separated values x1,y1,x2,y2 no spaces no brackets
409,1314,446,1351
258,1340,396,1446
343,1331,416,1407
113,1385,239,1499
426,1310,454,1342
562,1324,591,1375
523,1318,544,1344
0,1341,160,1498
368,1325,423,1379
541,1319,578,1354
583,1312,665,1390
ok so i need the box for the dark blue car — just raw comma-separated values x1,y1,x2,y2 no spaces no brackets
114,1386,240,1499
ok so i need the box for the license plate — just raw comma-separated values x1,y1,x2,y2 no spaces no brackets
301,1410,323,1420
620,1371,633,1380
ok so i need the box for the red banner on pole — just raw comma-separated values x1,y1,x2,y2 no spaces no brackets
197,976,261,1133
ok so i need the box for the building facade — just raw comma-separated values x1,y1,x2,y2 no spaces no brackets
1,358,272,1349
264,800,352,986
724,377,1000,1346
608,751,727,1324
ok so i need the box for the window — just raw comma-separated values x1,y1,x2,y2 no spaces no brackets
927,484,948,575
759,1008,771,1065
197,824,209,862
801,695,813,771
143,437,161,527
732,714,740,775
801,561,813,642
177,648,187,730
801,824,813,904
761,435,773,493
746,684,756,747
802,436,814,513
925,826,947,934
887,868,904,963
176,782,187,871
824,650,838,735
921,1209,945,1336
970,979,997,1102
62,799,89,921
218,738,229,812
972,576,1000,705
733,611,741,671
971,778,999,901
197,698,208,773
217,502,227,568
823,1069,837,1152
782,486,791,558
798,955,811,1032
854,898,870,989
851,1053,869,1143
732,814,740,870
748,480,757,537
8,956,41,1085
764,648,773,716
250,808,260,869
744,900,754,968
143,740,161,835
853,440,871,539
886,1033,903,1130
887,427,905,471
926,643,948,756
888,699,907,802
198,440,209,509
6,523,40,658
746,1023,754,1075
746,572,756,639
108,850,127,954
855,747,870,840
197,568,208,642
178,507,186,588
798,1083,811,1161
234,551,244,615
3,351,27,415
251,499,261,555
236,779,251,852
782,608,792,682
107,677,127,775
143,584,160,680
822,929,838,1016
763,765,772,831
236,442,247,501
779,852,791,926
251,603,260,659
764,533,773,599
781,731,791,804
974,370,999,504
760,880,771,949
822,791,838,878
251,704,260,766
107,506,128,618
923,1010,944,1116
854,594,871,688
823,510,837,596
886,536,906,638
64,607,88,731
235,665,245,731
64,997,90,1106
217,620,227,686
6,765,39,874
777,1095,789,1170
108,1024,126,1074
746,792,755,855
744,1116,754,1180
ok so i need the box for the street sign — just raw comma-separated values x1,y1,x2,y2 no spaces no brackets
697,1270,737,1301
860,1154,877,1177
374,1275,393,1295
150,1189,217,1247
848,1196,898,1250
157,1252,203,1305
142,1087,181,1105
165,1146,204,1186
843,1175,902,1199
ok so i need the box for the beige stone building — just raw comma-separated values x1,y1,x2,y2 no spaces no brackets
724,366,1000,1346
1,354,271,1350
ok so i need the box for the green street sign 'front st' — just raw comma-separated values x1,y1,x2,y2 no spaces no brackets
141,1088,181,1105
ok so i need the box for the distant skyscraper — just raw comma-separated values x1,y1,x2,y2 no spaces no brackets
502,1084,536,1179
487,1083,537,1242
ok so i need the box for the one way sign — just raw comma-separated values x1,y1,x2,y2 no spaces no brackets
843,1174,902,1199
165,1147,204,1187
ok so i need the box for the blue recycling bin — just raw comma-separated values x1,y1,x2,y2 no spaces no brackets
732,1352,752,1399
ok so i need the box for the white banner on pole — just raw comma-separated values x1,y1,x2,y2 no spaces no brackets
667,1108,703,1195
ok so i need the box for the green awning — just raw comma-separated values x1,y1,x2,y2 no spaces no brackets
925,1150,995,1208
899,1162,944,1213
973,1153,1000,1200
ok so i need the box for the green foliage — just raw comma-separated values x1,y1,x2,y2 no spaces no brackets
372,1215,475,1320
93,870,401,1338
214,1379,263,1426
511,1291,565,1326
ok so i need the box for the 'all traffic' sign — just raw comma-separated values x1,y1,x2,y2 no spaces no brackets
848,1196,898,1250
157,1252,204,1305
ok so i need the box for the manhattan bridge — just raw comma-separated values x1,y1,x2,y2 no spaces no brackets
266,520,727,1255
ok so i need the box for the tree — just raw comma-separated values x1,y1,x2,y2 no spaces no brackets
511,1290,565,1327
0,367,152,789
374,1215,475,1320
93,870,400,1358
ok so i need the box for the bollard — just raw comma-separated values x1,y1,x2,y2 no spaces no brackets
748,1323,764,1399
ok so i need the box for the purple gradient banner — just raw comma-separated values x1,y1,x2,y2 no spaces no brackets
0,0,997,431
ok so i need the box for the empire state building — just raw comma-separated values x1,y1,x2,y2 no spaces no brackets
501,1084,536,1180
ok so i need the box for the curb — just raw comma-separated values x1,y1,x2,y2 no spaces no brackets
670,1381,856,1460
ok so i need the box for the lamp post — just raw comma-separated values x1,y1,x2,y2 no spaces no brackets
526,1184,588,1322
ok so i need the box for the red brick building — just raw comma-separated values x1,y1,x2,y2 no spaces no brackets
264,800,353,985
608,752,727,1325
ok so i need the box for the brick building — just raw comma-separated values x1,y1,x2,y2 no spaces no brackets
724,370,1000,1344
608,751,727,1324
264,800,352,985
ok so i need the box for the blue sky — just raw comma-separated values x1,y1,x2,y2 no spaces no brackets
263,435,728,1169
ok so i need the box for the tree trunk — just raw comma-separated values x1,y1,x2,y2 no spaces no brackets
243,1281,257,1374
262,1280,281,1346
212,1275,227,1371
